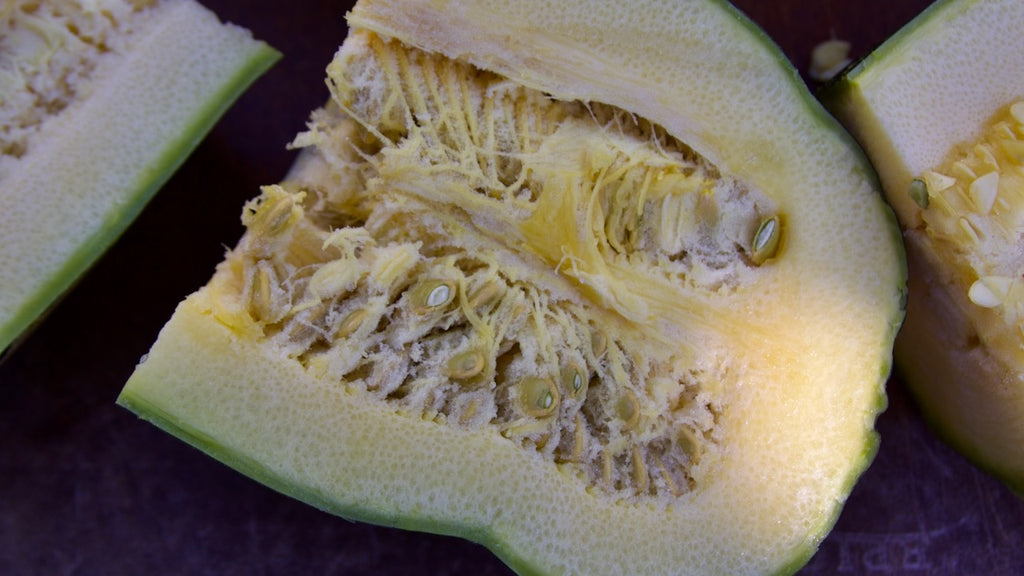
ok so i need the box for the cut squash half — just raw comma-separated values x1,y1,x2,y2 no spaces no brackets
120,0,906,573
825,0,1024,495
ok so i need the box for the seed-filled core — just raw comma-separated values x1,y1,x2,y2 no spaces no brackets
229,32,783,502
910,99,1024,363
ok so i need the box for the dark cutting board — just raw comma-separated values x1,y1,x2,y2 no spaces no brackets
2,1,1022,574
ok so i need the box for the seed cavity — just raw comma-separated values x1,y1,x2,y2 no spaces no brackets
232,33,730,503
912,99,1024,356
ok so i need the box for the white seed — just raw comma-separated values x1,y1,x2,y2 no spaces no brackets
969,172,999,214
808,39,851,82
920,170,956,194
309,259,364,300
958,217,982,243
998,138,1024,163
411,279,457,312
968,276,1014,308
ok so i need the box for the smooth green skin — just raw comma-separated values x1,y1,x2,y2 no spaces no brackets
0,15,281,358
822,0,1024,497
119,0,904,574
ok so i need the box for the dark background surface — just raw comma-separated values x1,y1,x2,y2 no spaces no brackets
3,0,1024,574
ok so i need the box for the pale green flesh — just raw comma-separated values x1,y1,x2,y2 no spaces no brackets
119,0,905,574
823,0,1024,495
120,290,883,576
0,0,280,355
118,302,542,576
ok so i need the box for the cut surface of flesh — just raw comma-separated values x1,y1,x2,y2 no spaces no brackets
120,0,907,574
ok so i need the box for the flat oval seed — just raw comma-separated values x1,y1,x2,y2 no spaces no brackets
958,217,982,244
411,279,457,312
1010,101,1024,125
467,281,503,309
751,216,782,264
428,284,451,307
572,413,585,462
249,264,273,321
446,350,485,380
257,195,297,237
969,276,1014,308
518,377,559,418
921,170,956,194
809,39,852,82
563,366,587,400
335,309,367,339
630,445,650,493
615,390,640,430
969,172,1000,214
677,426,702,459
590,330,607,358
998,138,1024,163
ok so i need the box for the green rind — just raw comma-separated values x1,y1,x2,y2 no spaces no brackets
0,3,281,356
899,369,1024,497
826,0,959,91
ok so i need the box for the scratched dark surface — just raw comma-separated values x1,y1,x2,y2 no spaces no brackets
2,0,1023,574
